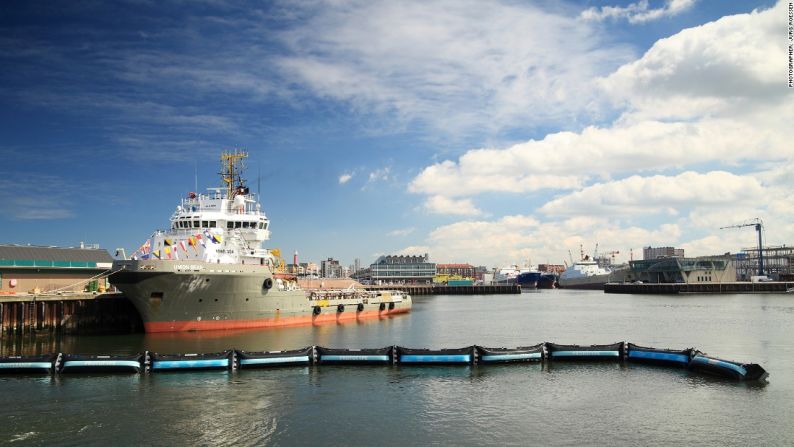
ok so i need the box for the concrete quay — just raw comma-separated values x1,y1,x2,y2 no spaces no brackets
604,281,794,294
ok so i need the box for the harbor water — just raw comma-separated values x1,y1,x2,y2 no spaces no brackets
2,290,794,445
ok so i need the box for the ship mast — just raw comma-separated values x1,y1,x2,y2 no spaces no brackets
220,150,248,198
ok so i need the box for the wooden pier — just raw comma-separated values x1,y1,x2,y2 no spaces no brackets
363,284,521,295
604,281,794,294
0,292,142,336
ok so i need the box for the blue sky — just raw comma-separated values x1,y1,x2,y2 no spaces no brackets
1,0,790,268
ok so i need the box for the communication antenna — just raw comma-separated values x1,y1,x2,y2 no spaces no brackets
194,160,198,193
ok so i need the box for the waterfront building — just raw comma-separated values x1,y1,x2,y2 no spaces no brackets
0,244,113,293
321,258,344,278
643,246,685,260
436,263,475,278
735,245,794,280
626,255,735,284
369,254,436,285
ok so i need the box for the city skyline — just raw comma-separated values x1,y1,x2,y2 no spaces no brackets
1,0,789,268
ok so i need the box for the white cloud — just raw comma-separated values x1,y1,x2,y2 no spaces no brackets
276,0,634,136
406,2,794,264
539,171,767,217
368,167,391,183
388,227,415,237
338,173,353,184
422,195,482,216
581,0,696,24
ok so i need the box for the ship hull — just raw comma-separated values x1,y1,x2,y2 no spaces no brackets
111,260,411,332
558,273,611,290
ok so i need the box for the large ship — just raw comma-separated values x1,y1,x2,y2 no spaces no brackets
110,151,410,332
558,256,612,290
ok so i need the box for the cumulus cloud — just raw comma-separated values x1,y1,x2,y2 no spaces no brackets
581,0,696,24
406,2,793,262
338,173,353,184
539,171,767,217
422,195,482,216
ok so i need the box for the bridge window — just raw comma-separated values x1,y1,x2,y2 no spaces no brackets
227,221,233,229
209,221,216,228
235,221,241,228
193,220,199,228
202,221,208,228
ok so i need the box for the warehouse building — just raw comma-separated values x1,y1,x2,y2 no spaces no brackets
0,244,113,294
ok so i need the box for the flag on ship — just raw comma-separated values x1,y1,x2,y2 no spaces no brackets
179,240,187,253
212,234,222,244
164,239,173,246
188,236,199,253
196,233,206,248
164,246,172,259
152,250,161,259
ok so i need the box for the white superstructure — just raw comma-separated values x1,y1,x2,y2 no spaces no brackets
559,257,612,289
130,151,278,267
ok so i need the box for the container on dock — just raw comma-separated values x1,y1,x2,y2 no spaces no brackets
59,353,143,373
689,353,768,381
148,350,233,371
546,342,624,361
236,347,314,368
316,346,394,364
0,354,57,374
626,343,693,367
475,344,544,364
396,346,474,364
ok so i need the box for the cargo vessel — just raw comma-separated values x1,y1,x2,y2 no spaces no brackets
110,151,411,332
558,256,612,290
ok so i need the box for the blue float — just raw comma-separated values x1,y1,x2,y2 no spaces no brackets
0,354,56,374
626,343,692,367
476,344,543,364
546,342,624,360
59,354,142,373
689,353,768,381
316,346,393,364
149,350,232,371
236,347,314,368
396,346,474,364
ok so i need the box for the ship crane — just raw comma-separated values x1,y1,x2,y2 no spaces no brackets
720,218,764,276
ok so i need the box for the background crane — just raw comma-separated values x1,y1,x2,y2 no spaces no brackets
720,218,764,276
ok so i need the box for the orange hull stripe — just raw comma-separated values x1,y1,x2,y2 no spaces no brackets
144,308,410,333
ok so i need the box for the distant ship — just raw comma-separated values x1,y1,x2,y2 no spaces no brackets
538,273,558,289
516,270,542,290
111,151,410,332
558,256,612,290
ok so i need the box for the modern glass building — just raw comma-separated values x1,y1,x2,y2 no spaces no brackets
627,256,735,284
369,254,436,285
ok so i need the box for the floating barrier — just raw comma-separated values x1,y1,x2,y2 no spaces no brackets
0,343,768,381
546,342,624,360
689,353,769,381
148,350,233,371
316,346,393,365
476,344,544,364
237,347,314,369
59,354,143,373
626,343,693,367
0,354,57,374
396,346,474,364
